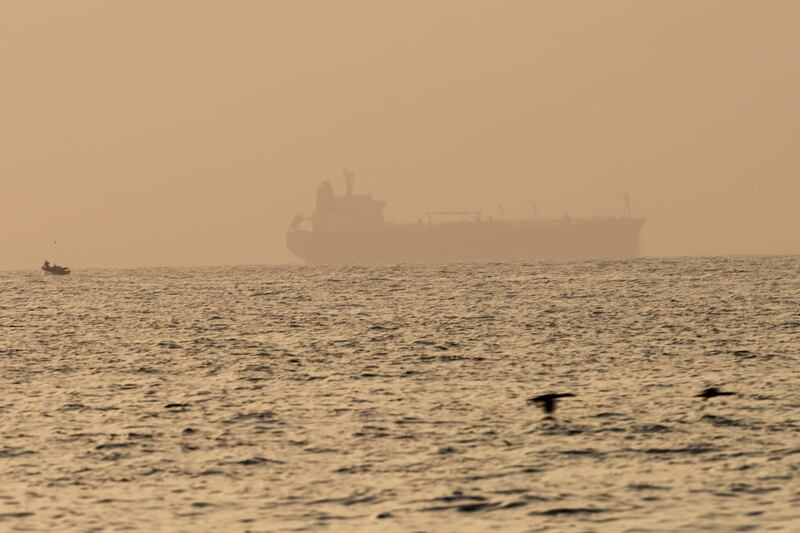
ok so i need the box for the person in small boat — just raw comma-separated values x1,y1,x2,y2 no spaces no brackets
42,260,51,271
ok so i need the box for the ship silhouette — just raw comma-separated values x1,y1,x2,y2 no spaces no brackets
287,171,645,264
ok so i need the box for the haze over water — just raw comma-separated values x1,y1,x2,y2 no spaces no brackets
1,256,798,531
2,1,800,269
2,2,799,531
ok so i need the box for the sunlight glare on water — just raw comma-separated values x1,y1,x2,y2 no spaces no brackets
0,257,798,531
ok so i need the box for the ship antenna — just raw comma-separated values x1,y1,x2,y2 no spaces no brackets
623,191,632,218
343,166,355,196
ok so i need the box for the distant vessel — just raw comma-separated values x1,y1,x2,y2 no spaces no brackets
42,260,70,275
286,171,645,265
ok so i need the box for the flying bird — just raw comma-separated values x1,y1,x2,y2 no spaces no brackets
527,392,576,414
696,387,736,400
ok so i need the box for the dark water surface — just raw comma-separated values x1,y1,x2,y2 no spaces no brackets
1,257,798,531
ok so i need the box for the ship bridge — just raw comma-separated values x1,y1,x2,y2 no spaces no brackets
312,179,386,233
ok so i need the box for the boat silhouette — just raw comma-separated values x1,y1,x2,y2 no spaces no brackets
42,260,70,276
287,170,645,264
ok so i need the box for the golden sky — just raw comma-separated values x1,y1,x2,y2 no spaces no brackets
1,1,798,268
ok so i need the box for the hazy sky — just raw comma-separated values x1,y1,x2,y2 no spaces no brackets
1,1,798,269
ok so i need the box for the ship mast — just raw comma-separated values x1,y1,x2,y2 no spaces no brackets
623,191,632,218
343,166,355,196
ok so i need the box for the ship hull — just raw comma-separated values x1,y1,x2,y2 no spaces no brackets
287,218,645,264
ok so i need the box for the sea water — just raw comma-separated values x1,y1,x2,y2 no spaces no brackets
0,257,798,531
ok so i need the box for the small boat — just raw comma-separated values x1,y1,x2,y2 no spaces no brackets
42,260,70,276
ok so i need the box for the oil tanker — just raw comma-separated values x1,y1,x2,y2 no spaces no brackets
286,172,645,264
